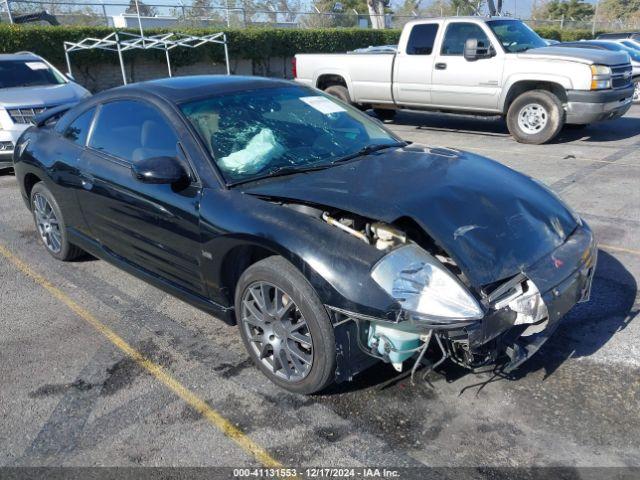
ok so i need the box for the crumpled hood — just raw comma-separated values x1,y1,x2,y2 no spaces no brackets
241,145,578,287
0,83,88,108
518,46,629,66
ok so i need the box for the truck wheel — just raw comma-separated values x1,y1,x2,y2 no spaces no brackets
235,256,336,395
373,109,397,121
324,85,352,105
507,90,564,144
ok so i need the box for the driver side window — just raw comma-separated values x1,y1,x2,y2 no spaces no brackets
441,23,490,56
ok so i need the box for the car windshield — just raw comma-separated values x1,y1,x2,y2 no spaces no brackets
0,59,66,89
487,20,547,53
180,85,399,184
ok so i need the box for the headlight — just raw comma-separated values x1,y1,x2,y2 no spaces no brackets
371,244,483,321
590,64,612,90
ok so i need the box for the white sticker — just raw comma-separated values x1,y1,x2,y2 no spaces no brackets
25,62,49,71
300,96,346,114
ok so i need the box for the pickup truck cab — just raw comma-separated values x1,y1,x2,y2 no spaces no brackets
294,17,634,144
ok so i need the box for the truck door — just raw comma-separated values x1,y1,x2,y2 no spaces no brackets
431,22,504,111
394,23,439,106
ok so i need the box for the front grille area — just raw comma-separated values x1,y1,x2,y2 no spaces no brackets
7,106,47,124
611,64,633,89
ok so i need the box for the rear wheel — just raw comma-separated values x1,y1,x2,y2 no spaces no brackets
324,85,352,105
30,182,83,261
235,256,336,394
506,89,564,144
373,108,397,121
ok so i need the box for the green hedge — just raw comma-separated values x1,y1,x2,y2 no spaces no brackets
0,25,401,67
0,24,602,68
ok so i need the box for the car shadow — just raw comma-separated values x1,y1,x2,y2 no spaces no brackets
321,249,637,395
382,110,640,144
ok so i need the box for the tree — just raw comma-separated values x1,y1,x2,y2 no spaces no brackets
599,0,640,22
534,0,594,20
190,0,212,18
125,0,158,17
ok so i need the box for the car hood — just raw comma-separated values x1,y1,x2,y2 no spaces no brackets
518,46,629,65
0,82,89,108
241,146,578,288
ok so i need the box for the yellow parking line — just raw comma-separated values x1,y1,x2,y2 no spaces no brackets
0,243,282,469
600,243,640,257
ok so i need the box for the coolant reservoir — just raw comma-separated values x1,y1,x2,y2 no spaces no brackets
368,323,422,371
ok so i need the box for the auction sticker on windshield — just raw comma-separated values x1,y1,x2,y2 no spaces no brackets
25,62,49,71
300,96,346,114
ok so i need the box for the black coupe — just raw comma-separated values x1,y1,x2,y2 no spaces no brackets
13,76,597,393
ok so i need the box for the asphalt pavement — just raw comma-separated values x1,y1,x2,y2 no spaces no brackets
1,106,639,472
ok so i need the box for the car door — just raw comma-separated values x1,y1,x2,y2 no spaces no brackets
77,99,206,296
431,21,504,110
393,22,440,106
48,106,97,235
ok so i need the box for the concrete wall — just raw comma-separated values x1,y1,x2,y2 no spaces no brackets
63,56,294,92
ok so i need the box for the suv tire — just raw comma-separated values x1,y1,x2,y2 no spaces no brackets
235,256,336,394
507,89,564,144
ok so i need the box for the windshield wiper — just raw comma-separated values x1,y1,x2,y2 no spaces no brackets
331,141,407,164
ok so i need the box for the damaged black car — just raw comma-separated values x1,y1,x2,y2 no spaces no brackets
13,76,597,394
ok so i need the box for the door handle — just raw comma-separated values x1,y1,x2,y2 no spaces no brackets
435,63,447,70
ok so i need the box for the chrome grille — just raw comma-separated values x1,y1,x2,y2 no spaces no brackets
611,64,633,89
7,106,47,124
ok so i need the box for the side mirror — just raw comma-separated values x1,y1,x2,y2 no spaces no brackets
131,156,187,185
464,38,494,61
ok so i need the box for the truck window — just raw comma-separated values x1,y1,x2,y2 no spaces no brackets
406,24,439,55
441,23,490,56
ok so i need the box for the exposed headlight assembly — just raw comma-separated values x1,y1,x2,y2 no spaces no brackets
371,244,484,323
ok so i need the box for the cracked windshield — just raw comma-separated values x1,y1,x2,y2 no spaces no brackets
180,85,397,183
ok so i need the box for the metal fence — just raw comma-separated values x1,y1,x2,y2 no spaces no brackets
1,0,639,31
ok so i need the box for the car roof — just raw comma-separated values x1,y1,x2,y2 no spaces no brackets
118,75,295,104
0,52,42,61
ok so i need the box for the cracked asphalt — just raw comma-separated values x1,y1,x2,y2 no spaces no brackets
1,105,639,471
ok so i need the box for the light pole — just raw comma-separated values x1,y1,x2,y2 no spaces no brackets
4,0,14,24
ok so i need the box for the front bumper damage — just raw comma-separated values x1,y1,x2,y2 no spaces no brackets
327,224,597,383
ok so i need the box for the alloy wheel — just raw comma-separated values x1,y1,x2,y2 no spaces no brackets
241,281,313,382
634,81,640,103
33,192,62,254
517,103,548,135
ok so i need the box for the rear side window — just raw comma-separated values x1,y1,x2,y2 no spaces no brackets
441,23,490,56
406,24,439,55
89,100,178,162
64,108,96,146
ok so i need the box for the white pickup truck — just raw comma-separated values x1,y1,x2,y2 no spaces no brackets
294,17,634,144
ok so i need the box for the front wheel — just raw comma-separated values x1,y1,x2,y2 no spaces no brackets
235,256,336,394
30,182,84,261
633,80,640,104
506,90,564,144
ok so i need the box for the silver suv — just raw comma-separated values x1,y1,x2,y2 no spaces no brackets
0,52,90,169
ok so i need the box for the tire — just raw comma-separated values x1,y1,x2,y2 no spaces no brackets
30,182,84,261
373,108,397,121
506,89,564,144
324,85,352,105
235,256,336,394
633,80,640,104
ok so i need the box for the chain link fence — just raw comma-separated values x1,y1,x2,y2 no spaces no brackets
1,0,639,31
